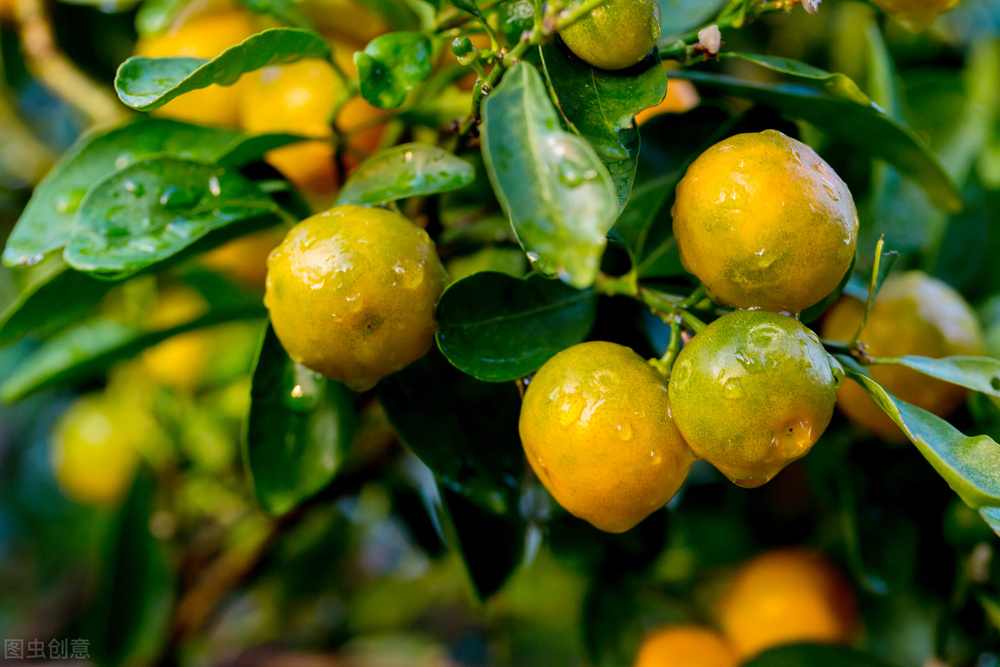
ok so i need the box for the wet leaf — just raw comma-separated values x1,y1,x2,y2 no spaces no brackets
245,325,357,515
64,157,283,280
355,32,433,109
116,28,331,111
435,272,597,382
481,62,619,289
335,143,475,206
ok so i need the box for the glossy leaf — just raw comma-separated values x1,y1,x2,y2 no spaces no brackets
744,645,897,667
2,119,246,268
0,255,113,347
115,28,331,111
0,303,264,403
355,32,433,109
870,356,1000,398
335,143,475,206
435,272,597,382
85,472,175,666
64,158,283,280
236,0,313,29
670,57,962,212
481,62,619,289
447,0,479,13
838,358,1000,511
376,348,525,514
658,0,727,38
539,44,666,207
245,325,357,515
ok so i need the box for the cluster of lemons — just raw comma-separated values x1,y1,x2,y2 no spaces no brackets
634,548,857,666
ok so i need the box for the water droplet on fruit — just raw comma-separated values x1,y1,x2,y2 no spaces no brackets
650,450,662,466
822,183,840,201
723,378,744,399
617,422,633,441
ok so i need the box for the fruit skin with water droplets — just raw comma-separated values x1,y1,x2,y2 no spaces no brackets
264,205,446,392
821,271,984,442
633,626,738,667
717,548,858,660
668,310,842,487
559,0,662,71
673,130,858,314
518,341,694,533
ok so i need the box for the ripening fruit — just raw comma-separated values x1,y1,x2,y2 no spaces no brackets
264,206,446,392
718,548,858,660
240,60,340,195
673,130,859,313
142,286,214,391
50,394,142,506
870,0,963,31
821,271,984,442
633,626,738,667
200,228,285,290
635,79,700,125
519,342,694,533
135,10,256,127
669,310,842,487
559,0,662,71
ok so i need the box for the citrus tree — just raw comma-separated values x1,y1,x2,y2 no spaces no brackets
1,0,1000,664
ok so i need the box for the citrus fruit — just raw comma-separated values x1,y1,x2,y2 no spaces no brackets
870,0,963,30
560,0,661,71
141,286,214,391
264,205,446,392
519,341,694,533
669,310,842,487
633,626,738,667
673,130,858,313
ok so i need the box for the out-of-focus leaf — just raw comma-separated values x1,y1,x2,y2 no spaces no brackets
236,0,314,28
115,29,331,111
64,158,283,280
435,272,597,382
744,645,898,667
85,471,175,666
802,251,858,324
581,580,643,666
355,32,433,109
481,62,619,289
335,143,475,206
245,326,357,515
671,55,961,212
658,0,727,39
377,349,524,514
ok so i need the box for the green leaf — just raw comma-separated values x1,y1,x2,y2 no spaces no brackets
481,62,619,289
217,132,311,167
539,43,667,163
335,143,475,206
236,0,314,29
670,56,962,212
838,358,1000,511
64,157,283,280
86,472,175,666
115,28,331,111
658,0,727,39
870,356,1000,399
538,43,666,207
0,255,113,347
435,272,597,382
376,348,525,514
245,325,357,515
135,0,187,36
2,119,248,268
0,303,264,403
447,0,479,13
355,32,433,109
744,645,898,667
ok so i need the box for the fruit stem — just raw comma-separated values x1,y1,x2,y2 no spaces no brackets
650,315,683,378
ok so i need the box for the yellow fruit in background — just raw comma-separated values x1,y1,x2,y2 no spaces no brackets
240,60,341,195
200,228,285,290
135,10,256,127
635,79,700,125
669,310,841,487
264,206,446,392
560,0,662,70
633,626,738,667
142,287,213,391
519,341,694,533
300,0,388,45
50,394,142,506
870,0,963,30
821,271,984,442
673,130,858,313
718,548,858,659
